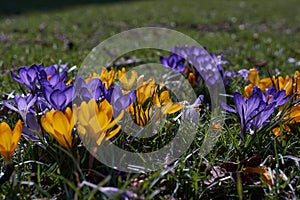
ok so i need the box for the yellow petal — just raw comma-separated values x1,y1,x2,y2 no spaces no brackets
244,84,254,97
0,120,22,160
41,115,55,136
96,111,109,130
78,102,89,126
163,103,183,114
53,111,70,137
89,114,103,135
0,122,12,151
106,125,121,140
96,131,106,145
77,124,86,135
248,68,259,85
105,110,124,131
11,120,22,154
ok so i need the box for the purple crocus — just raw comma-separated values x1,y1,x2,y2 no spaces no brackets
183,94,204,123
4,94,37,123
73,75,108,102
160,53,186,73
11,65,39,92
264,87,290,107
168,45,230,86
107,85,136,116
223,86,289,136
42,84,74,111
237,69,249,80
22,113,41,140
36,64,72,96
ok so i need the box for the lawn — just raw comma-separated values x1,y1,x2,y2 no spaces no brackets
0,0,299,199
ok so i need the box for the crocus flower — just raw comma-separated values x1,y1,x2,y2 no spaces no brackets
73,75,110,103
237,69,249,80
293,71,300,99
170,45,229,86
244,68,273,97
117,67,138,90
288,104,300,123
100,67,117,89
153,90,182,114
183,94,204,123
39,69,68,88
106,85,136,116
42,84,74,111
22,113,41,140
223,86,286,136
11,65,39,92
160,53,186,73
129,77,182,126
130,104,152,127
128,78,157,126
76,99,123,145
263,87,290,107
4,94,37,123
0,120,22,160
41,107,76,149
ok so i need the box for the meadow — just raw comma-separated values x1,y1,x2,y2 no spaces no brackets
0,0,299,199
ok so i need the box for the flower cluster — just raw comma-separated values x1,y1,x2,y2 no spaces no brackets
160,45,233,87
241,68,300,136
223,86,289,136
1,63,184,160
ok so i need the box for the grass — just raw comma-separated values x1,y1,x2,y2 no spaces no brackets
0,0,300,199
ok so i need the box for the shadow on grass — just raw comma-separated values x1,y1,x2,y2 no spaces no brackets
0,0,135,16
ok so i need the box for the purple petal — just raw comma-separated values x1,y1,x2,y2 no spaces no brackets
27,95,37,109
49,74,60,86
50,90,66,110
16,96,28,111
194,95,204,105
63,86,74,103
233,92,245,118
45,65,57,76
246,92,261,118
221,102,236,113
26,113,39,130
160,56,168,66
110,86,123,104
3,101,18,112
22,126,39,140
11,70,22,83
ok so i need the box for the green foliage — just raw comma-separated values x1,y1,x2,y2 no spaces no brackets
0,0,300,199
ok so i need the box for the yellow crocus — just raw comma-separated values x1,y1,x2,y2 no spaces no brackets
130,104,152,127
244,68,272,97
128,77,156,126
129,77,182,126
100,67,117,89
76,99,123,145
293,71,300,99
0,120,22,160
272,75,293,95
85,67,117,89
153,90,182,114
248,68,260,85
117,67,138,90
288,104,300,123
135,78,157,104
41,107,76,149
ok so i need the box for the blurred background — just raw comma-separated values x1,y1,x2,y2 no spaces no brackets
0,0,300,92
